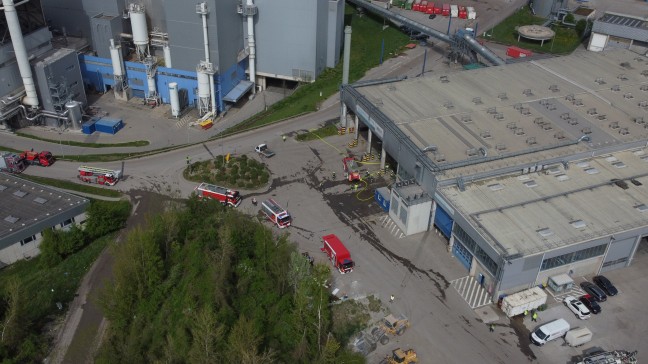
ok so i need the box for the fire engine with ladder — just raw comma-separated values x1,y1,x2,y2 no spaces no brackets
194,182,242,207
261,198,292,228
77,166,122,186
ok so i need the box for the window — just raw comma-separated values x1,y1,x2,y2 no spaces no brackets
60,218,74,228
453,225,498,275
20,235,36,246
541,244,606,271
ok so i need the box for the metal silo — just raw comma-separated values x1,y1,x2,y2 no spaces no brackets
129,3,149,59
66,101,82,130
196,67,211,116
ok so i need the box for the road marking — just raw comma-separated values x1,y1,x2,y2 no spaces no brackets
451,276,492,309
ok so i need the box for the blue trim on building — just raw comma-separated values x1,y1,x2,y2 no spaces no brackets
78,54,251,113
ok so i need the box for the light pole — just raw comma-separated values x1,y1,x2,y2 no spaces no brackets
58,132,64,158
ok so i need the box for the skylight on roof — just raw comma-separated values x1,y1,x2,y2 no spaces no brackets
547,167,562,175
13,190,27,198
524,180,538,188
33,197,48,204
4,215,19,223
570,220,587,229
576,161,590,168
636,204,648,213
556,174,570,181
537,228,554,237
488,183,504,191
612,161,626,168
605,156,618,163
0,185,7,191
585,168,600,175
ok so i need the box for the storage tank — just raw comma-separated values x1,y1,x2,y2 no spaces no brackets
129,3,149,56
163,45,172,68
147,76,157,96
66,101,83,130
196,69,210,98
109,39,124,76
169,82,180,117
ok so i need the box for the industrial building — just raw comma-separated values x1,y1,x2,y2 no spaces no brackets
340,48,648,299
1,0,344,130
0,174,90,267
589,12,648,54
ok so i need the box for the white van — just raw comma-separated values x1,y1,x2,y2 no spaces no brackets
530,318,570,346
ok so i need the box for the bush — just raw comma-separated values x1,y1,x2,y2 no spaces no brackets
85,200,131,240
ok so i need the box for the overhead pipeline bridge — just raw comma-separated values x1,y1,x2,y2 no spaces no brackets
347,0,506,66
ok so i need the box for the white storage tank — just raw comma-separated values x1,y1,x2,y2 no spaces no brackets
66,101,83,130
129,4,149,55
109,39,124,76
169,82,180,117
196,69,210,98
147,76,157,95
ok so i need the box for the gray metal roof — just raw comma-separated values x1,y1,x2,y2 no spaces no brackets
0,173,89,250
354,48,648,180
592,12,648,43
439,149,648,257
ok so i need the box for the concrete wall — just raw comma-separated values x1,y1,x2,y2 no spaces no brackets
0,28,53,98
255,0,319,81
90,14,123,59
326,0,344,68
405,200,431,235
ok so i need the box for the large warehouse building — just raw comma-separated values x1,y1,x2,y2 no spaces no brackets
340,48,648,299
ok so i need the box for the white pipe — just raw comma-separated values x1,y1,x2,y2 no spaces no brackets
209,74,216,114
163,45,172,68
2,0,39,107
246,0,256,93
201,6,210,63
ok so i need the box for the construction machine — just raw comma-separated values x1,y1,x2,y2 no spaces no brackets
380,314,410,336
380,348,418,364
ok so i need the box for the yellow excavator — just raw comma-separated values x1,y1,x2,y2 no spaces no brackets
381,348,418,364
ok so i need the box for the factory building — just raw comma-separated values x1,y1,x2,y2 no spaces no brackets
340,48,648,300
589,12,648,54
0,174,90,267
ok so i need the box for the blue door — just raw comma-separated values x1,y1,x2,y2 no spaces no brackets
434,205,453,239
453,240,473,271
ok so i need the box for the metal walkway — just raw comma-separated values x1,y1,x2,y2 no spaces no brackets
451,276,492,309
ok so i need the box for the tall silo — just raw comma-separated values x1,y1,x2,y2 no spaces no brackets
129,3,149,59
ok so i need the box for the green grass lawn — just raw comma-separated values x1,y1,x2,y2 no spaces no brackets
18,174,122,198
17,132,149,148
225,5,410,133
486,7,582,54
295,123,340,141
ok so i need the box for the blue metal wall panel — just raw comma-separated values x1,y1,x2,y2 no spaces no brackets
434,204,453,238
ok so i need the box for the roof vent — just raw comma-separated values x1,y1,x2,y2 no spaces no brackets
612,179,629,190
523,180,538,188
584,168,600,175
537,228,554,237
570,220,587,229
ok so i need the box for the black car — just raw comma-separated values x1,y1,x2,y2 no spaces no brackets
579,295,601,314
593,275,618,296
581,281,607,302
429,14,437,19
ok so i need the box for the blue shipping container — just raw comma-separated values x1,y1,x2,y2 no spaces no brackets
81,120,96,135
374,187,391,212
94,118,124,135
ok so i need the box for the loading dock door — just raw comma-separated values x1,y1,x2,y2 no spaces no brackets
600,237,637,273
434,205,453,239
453,240,472,271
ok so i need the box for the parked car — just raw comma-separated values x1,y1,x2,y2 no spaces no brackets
429,14,436,19
593,275,618,296
563,296,591,319
580,282,607,302
579,295,601,314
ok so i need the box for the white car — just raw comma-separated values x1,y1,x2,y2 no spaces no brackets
563,296,591,319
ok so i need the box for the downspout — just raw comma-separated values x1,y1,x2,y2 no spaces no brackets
246,0,256,93
200,5,217,115
1,0,39,107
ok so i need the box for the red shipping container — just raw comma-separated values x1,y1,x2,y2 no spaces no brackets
506,46,533,58
442,3,450,16
413,0,421,11
426,3,435,14
433,3,442,14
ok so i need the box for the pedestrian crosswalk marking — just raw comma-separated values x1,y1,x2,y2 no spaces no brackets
450,276,492,309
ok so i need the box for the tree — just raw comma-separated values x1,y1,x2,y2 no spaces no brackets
85,200,131,239
227,316,274,364
189,306,224,364
0,278,27,349
575,19,588,37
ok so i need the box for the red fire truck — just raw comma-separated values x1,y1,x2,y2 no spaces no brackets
321,234,355,274
194,182,242,207
261,198,291,228
21,150,54,166
343,157,361,182
0,151,26,173
77,166,122,186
